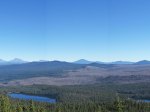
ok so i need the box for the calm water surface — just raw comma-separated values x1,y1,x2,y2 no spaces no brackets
139,99,150,103
8,93,56,103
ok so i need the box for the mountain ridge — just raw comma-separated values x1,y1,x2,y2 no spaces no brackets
135,60,150,65
0,58,150,65
0,58,28,65
73,59,135,64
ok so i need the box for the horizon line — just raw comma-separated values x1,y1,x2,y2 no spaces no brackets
0,58,149,63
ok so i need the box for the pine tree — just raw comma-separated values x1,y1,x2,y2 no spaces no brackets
17,103,23,112
115,95,123,112
57,104,61,112
29,100,36,112
0,95,11,112
97,105,102,112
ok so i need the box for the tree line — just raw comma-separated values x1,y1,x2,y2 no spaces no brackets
0,95,149,112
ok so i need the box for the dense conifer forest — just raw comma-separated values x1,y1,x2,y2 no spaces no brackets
0,83,149,112
0,94,150,112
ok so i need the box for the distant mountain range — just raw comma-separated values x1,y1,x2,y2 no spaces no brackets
73,59,93,64
0,58,150,65
134,60,150,65
0,61,85,82
0,58,28,65
74,59,105,64
108,61,135,65
73,59,135,65
0,60,150,84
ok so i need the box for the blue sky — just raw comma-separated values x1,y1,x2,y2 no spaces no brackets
0,0,150,61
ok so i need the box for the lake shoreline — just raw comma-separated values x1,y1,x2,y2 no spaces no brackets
8,93,56,103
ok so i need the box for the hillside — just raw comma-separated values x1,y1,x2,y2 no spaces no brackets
0,62,150,86
0,61,85,82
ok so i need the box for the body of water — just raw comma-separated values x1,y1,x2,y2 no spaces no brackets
139,99,150,103
8,93,56,103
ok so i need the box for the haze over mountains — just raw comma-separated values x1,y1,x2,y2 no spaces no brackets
0,60,150,86
0,58,149,86
134,60,150,65
73,59,150,65
0,58,28,65
1,58,150,65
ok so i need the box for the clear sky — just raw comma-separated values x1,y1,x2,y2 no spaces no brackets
0,0,150,61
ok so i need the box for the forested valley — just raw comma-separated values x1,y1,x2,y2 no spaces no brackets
0,83,149,112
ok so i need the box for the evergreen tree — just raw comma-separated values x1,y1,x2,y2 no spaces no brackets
29,100,36,112
16,103,23,112
0,95,11,112
115,95,123,112
97,105,102,112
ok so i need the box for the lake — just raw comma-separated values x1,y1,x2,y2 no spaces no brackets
139,99,150,103
8,93,56,103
